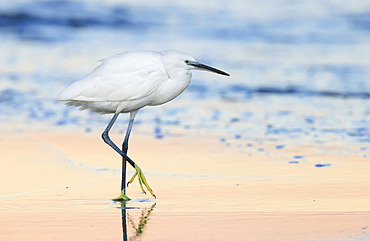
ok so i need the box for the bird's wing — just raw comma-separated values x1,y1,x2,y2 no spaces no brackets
59,51,168,102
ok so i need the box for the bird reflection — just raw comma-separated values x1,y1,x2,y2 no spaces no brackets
120,202,156,241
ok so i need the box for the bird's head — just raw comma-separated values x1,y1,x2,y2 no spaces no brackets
161,50,230,77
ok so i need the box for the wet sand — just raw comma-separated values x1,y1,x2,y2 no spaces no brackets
0,130,369,241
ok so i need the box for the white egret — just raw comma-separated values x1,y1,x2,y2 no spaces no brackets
59,50,229,201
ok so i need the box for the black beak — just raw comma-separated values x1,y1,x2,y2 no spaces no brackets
187,61,230,76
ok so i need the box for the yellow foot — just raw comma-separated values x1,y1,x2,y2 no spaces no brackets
112,190,131,201
128,165,156,199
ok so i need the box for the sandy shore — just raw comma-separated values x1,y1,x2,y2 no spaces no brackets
1,131,369,240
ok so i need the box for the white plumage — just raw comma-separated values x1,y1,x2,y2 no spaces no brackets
59,50,202,114
58,50,229,200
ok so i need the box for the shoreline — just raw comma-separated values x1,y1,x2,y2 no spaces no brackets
0,130,369,240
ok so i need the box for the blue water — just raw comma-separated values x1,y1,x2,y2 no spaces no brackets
0,0,369,150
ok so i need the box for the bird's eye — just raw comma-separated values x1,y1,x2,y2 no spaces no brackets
184,60,189,64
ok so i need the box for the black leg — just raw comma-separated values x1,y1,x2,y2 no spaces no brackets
121,146,127,192
101,113,136,168
121,111,137,192
102,111,155,199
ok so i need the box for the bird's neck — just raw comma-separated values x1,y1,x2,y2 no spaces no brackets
149,70,192,106
166,69,192,93
166,68,191,81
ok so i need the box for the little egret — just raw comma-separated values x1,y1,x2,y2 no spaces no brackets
59,50,229,201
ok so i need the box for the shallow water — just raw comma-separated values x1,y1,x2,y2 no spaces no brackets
0,131,369,241
0,0,370,240
0,0,369,146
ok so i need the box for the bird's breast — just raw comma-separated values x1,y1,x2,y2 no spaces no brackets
149,75,191,106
